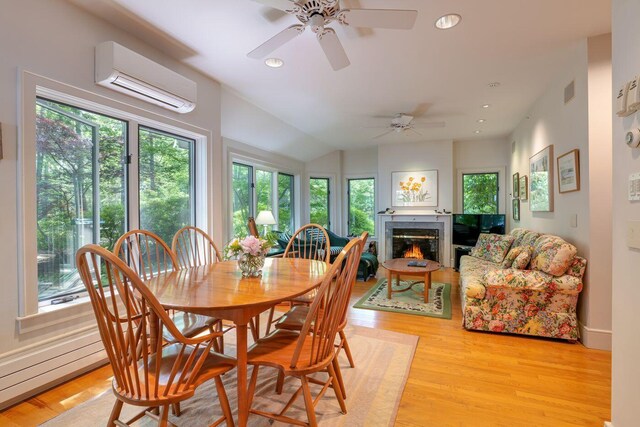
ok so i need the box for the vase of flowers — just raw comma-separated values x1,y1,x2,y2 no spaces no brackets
224,235,274,277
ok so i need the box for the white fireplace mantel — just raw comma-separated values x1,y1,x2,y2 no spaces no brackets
377,213,452,267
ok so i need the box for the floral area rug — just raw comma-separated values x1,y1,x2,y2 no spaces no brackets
354,279,452,319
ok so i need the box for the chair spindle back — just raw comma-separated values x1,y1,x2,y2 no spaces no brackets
172,226,221,269
114,230,178,281
283,224,331,264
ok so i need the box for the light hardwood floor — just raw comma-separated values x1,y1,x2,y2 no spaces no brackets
0,268,611,426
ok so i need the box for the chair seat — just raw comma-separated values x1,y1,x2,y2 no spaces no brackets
274,305,309,331
288,288,318,305
247,330,332,375
164,312,220,342
116,343,236,406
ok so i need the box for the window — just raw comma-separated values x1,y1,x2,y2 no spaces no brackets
309,177,330,229
462,172,499,214
231,162,296,237
34,96,201,304
277,173,295,233
347,178,375,236
139,127,195,245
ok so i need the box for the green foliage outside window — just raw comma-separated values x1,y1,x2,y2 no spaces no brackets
348,178,375,236
462,173,499,214
309,178,329,229
277,173,294,233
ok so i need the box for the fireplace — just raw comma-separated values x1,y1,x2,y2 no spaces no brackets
385,221,445,263
391,228,440,261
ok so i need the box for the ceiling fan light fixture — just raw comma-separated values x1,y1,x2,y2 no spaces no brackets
474,130,482,134
477,119,486,123
435,14,461,30
482,104,491,109
264,57,284,68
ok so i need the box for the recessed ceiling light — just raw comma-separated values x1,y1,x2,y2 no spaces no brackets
488,82,501,88
474,130,482,134
435,14,461,30
477,119,486,123
264,58,284,68
482,104,491,109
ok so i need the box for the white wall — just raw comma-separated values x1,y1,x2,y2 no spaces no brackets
611,1,640,425
0,0,224,406
377,140,454,213
509,37,612,350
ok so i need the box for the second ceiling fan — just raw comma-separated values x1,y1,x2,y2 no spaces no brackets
248,0,418,70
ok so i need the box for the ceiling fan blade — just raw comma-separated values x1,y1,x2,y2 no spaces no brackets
251,0,299,13
372,129,395,140
340,9,418,29
317,28,350,71
247,24,305,59
414,121,446,128
408,128,423,136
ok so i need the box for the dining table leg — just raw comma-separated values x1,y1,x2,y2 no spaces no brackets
236,322,249,427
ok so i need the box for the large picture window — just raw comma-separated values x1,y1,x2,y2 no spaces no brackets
277,173,295,233
309,177,330,229
462,172,499,214
347,178,375,236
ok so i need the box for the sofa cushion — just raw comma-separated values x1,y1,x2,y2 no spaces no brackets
512,249,532,269
470,233,515,264
566,256,587,279
483,268,582,294
459,255,498,300
500,246,532,269
530,235,578,276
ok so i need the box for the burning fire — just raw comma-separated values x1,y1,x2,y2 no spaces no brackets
403,244,424,259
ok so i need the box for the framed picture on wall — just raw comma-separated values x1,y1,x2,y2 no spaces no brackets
512,198,520,221
391,170,438,207
519,175,528,201
529,145,554,212
512,172,519,198
557,149,580,193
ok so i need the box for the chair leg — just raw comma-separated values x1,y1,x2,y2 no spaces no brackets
247,365,260,409
108,399,124,426
171,402,181,416
265,307,275,335
332,357,346,399
300,376,318,427
214,376,235,427
275,370,285,394
339,330,355,368
159,405,170,427
328,362,347,414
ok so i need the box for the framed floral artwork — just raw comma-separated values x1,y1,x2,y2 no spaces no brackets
391,170,438,207
557,149,580,193
529,145,554,212
519,175,528,201
512,172,519,198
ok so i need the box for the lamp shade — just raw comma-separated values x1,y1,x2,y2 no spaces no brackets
255,210,276,225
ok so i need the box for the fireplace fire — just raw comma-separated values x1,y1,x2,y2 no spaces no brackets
403,243,425,259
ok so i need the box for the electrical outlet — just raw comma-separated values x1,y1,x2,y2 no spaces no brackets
627,221,640,249
569,214,578,228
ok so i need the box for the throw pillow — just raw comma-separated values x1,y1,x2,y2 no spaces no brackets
530,235,578,276
470,233,515,264
500,246,524,268
511,249,532,269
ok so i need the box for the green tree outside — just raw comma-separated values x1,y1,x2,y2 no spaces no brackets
462,173,499,214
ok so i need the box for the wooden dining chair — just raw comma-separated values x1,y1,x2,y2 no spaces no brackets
114,230,223,350
171,226,222,269
273,232,368,397
76,244,236,427
263,224,331,336
245,237,364,426
247,216,259,238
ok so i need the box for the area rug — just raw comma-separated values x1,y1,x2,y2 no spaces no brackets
354,279,452,319
40,325,418,427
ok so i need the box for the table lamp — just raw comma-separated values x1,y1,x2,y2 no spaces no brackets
255,210,276,237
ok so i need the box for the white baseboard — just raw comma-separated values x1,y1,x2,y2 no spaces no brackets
0,328,107,409
604,422,614,427
579,321,612,351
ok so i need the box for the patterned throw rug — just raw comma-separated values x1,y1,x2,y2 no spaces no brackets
354,279,452,319
40,325,417,427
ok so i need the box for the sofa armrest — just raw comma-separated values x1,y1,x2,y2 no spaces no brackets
483,268,583,294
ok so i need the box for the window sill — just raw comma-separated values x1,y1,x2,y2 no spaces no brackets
17,297,95,334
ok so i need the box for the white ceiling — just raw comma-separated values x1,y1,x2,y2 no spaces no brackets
73,0,611,161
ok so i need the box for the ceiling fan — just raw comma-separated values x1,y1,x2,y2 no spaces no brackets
368,113,446,139
247,0,418,70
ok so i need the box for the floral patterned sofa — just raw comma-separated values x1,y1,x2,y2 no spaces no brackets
459,228,586,341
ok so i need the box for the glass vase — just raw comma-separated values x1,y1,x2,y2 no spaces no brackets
237,253,265,277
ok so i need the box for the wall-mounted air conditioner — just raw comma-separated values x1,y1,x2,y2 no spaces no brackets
95,41,196,113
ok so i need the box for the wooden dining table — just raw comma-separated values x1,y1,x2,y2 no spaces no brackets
145,257,328,427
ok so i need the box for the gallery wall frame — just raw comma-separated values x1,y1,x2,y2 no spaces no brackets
512,172,519,198
557,149,580,193
519,175,528,201
513,198,520,221
529,145,554,212
391,170,438,207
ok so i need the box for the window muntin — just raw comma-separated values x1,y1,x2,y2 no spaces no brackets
138,126,195,245
277,173,294,233
462,172,499,214
36,98,127,301
347,178,375,236
309,177,330,229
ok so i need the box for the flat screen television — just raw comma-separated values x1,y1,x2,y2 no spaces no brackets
452,214,506,247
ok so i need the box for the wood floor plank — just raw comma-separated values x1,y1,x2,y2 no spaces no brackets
0,268,611,426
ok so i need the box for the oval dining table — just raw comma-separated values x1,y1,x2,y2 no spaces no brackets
145,257,328,427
